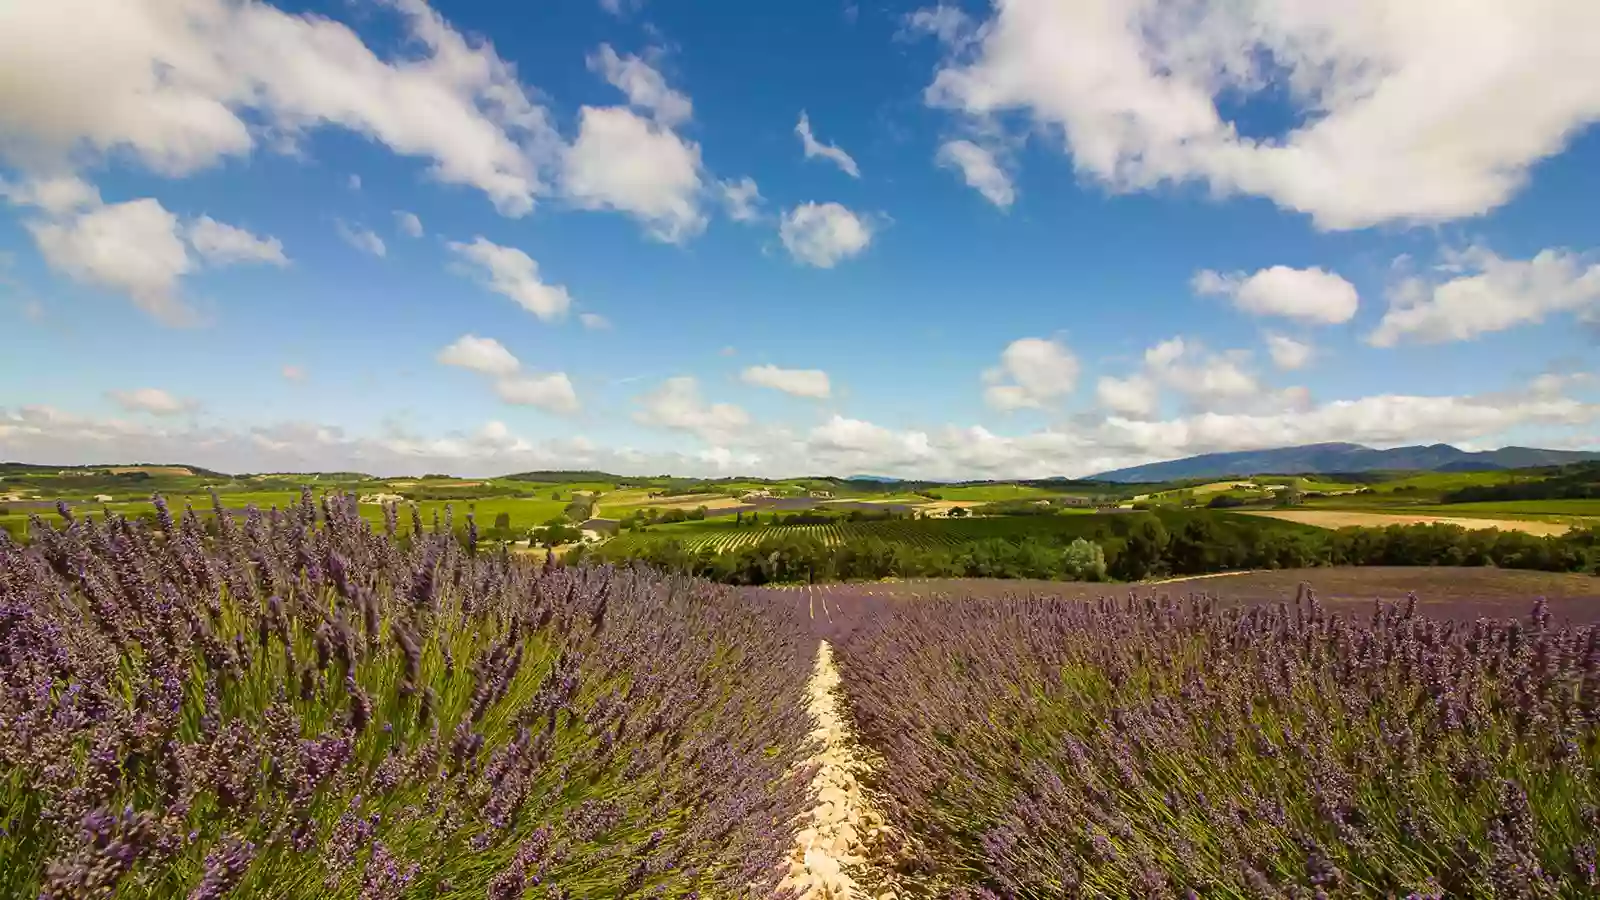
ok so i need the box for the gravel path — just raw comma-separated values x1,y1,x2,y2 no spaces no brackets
780,641,895,900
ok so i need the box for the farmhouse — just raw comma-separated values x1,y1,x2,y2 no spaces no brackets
741,489,774,501
94,494,113,503
808,490,834,499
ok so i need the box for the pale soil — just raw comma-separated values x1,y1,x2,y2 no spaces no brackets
781,641,896,900
907,500,987,516
1243,509,1574,537
606,494,746,513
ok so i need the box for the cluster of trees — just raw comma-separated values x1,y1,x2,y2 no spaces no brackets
580,535,1108,584
621,505,711,529
1442,463,1600,503
589,511,1600,585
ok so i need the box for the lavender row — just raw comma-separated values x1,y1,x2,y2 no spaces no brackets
0,490,816,898
834,586,1600,898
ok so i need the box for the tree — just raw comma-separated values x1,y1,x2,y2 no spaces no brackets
690,505,708,521
494,512,511,531
1276,485,1304,508
1113,514,1168,580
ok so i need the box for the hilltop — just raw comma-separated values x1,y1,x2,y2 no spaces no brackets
1090,442,1600,483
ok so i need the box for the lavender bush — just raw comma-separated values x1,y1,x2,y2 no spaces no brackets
0,490,815,898
837,586,1600,898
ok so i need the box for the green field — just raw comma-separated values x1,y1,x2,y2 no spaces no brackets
923,484,1062,502
600,509,1226,556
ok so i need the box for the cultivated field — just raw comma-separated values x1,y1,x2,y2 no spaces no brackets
4,491,1599,897
1242,507,1578,536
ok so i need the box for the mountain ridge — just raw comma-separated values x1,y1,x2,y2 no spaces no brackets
1090,442,1600,483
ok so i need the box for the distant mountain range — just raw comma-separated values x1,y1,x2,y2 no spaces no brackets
1089,442,1600,483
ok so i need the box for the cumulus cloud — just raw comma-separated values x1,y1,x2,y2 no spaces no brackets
1369,246,1600,346
1095,373,1159,418
778,202,873,268
436,334,521,377
579,312,611,330
923,0,1600,230
435,333,579,415
936,140,1015,208
719,177,763,223
394,211,424,238
0,0,561,216
1193,266,1359,324
795,112,860,178
0,174,101,215
1264,333,1314,370
1096,336,1306,418
447,236,572,321
741,365,832,399
107,387,195,416
562,106,706,243
633,376,752,444
586,45,692,126
983,337,1079,410
494,373,580,414
8,182,289,325
336,221,387,258
6,370,1595,480
187,216,287,266
28,198,195,325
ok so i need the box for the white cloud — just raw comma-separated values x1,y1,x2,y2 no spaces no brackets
436,334,521,377
5,371,1595,480
924,0,1600,230
1264,333,1314,370
795,112,860,178
0,174,100,215
347,174,361,191
1193,266,1358,324
28,198,194,325
336,221,386,258
447,236,572,321
579,312,611,330
936,140,1015,208
587,45,692,126
0,0,561,216
394,211,424,238
562,106,706,243
741,365,832,399
1096,373,1159,418
107,387,194,416
7,181,290,324
904,5,973,46
634,376,751,444
494,373,580,415
435,333,579,415
187,216,287,266
719,177,764,223
983,337,1079,410
1369,246,1600,346
281,365,306,382
778,202,874,268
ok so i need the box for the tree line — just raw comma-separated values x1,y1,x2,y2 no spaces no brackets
580,512,1600,585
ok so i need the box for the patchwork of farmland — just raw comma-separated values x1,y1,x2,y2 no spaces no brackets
601,511,1111,554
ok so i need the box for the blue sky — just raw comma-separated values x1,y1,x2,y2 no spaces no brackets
1,0,1598,479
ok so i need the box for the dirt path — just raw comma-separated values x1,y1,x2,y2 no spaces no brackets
1241,509,1574,537
1144,570,1255,586
780,641,894,899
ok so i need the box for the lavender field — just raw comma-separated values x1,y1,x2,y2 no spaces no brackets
832,586,1600,898
4,493,1600,898
0,493,815,898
